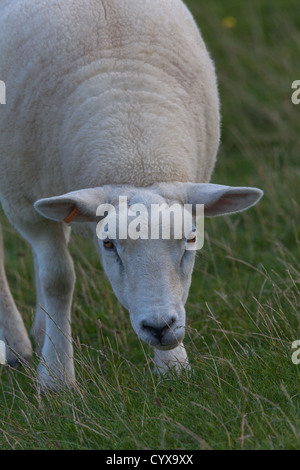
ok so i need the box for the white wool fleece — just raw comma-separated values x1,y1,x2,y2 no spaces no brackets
0,0,220,227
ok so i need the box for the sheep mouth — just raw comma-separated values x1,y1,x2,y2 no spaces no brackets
140,325,185,351
129,311,185,349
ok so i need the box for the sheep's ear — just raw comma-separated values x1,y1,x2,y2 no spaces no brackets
34,188,107,223
185,183,263,217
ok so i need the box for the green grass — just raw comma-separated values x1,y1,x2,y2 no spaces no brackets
0,0,300,449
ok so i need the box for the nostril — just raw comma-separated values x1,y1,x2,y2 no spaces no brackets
142,322,161,337
142,317,177,342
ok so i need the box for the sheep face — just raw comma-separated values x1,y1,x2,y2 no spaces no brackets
34,182,263,352
96,201,198,350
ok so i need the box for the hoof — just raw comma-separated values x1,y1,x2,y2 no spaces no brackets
37,362,76,393
3,341,33,368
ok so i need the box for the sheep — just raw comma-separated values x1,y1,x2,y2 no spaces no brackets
0,0,263,390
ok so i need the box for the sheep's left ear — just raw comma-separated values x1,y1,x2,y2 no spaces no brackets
34,187,107,223
185,183,263,217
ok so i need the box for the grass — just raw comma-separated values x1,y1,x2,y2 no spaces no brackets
0,0,300,450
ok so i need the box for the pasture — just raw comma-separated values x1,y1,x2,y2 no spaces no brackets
0,0,299,450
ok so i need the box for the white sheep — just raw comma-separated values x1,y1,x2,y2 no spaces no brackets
0,0,262,390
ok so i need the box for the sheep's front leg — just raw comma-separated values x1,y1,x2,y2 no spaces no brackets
30,222,76,391
0,224,32,365
32,252,46,353
153,343,190,376
32,225,71,354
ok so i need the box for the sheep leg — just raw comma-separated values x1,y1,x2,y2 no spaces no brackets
153,343,190,376
28,221,75,391
0,223,32,365
32,224,71,354
32,252,46,352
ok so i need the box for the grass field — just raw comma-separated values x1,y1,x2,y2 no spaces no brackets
0,0,300,450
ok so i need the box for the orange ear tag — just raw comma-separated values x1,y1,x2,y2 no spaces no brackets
63,207,80,224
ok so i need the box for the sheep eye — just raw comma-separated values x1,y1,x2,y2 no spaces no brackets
103,238,114,250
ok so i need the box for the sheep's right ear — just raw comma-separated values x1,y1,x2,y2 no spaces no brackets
34,188,107,223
